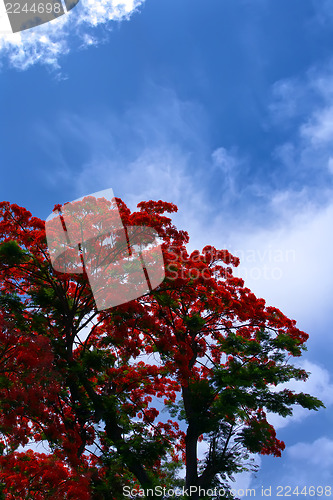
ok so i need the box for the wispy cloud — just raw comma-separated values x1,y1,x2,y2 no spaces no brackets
37,84,213,225
288,437,333,469
0,0,144,70
267,361,333,431
275,436,333,487
211,147,243,196
301,104,333,146
268,62,333,195
36,81,333,341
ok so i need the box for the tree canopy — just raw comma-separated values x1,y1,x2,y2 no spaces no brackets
0,198,324,499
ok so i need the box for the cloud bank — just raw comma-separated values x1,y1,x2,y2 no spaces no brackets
0,0,144,69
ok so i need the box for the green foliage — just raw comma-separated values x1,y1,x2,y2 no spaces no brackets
0,199,325,499
0,240,28,265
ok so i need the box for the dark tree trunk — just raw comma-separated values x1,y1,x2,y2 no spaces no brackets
182,384,201,499
185,425,200,499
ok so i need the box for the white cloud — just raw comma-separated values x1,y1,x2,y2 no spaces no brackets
196,437,261,491
249,67,333,328
288,437,333,468
40,85,333,345
39,85,213,234
0,0,144,70
230,464,261,497
34,81,333,492
328,157,333,174
226,199,333,328
268,79,308,123
276,436,333,487
267,361,333,430
73,140,217,252
211,147,242,195
255,436,333,492
212,147,239,171
76,145,194,210
311,0,333,29
301,104,333,145
269,64,333,181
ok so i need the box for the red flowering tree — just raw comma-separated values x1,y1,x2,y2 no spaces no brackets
0,198,323,499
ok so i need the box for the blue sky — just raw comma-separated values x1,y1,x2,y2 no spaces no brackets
1,0,333,495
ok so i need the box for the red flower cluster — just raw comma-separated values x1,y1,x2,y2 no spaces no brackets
0,199,322,498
